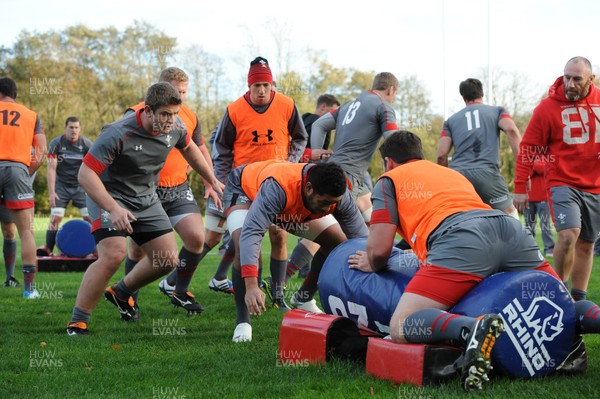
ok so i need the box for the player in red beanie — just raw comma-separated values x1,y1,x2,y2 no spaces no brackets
247,56,273,86
202,57,308,333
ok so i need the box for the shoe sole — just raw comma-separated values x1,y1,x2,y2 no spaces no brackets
208,285,234,294
171,297,205,315
208,279,234,294
66,328,89,336
462,316,505,392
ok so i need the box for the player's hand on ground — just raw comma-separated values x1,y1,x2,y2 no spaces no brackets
245,286,266,316
49,192,59,208
110,207,136,234
311,149,333,161
513,193,529,214
348,250,374,272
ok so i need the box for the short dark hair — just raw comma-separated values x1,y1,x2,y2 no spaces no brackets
459,78,484,102
316,94,340,108
0,77,18,99
144,82,182,112
379,131,424,164
307,162,347,197
65,116,80,126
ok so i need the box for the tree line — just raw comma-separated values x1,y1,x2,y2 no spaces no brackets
0,21,543,215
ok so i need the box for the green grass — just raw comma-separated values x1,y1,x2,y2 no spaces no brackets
0,217,599,398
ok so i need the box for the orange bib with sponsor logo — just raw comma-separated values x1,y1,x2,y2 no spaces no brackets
228,93,294,167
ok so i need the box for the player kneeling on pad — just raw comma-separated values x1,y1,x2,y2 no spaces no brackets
347,131,563,391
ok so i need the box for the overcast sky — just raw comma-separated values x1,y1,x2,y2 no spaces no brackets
3,0,598,116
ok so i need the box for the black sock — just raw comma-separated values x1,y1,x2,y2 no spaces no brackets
214,246,235,281
198,243,213,259
285,243,313,282
232,267,250,325
575,300,600,333
46,230,58,252
269,258,287,301
174,247,202,294
168,244,212,286
116,279,134,301
70,306,91,324
124,256,138,275
295,250,326,302
23,264,36,292
3,238,16,279
571,288,587,301
124,257,139,301
165,267,177,286
403,309,477,347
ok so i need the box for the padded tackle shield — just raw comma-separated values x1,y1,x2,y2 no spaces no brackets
318,238,577,380
278,309,369,365
318,238,419,335
366,338,461,386
452,271,576,378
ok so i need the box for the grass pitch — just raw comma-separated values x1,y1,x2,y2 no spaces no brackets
0,217,599,398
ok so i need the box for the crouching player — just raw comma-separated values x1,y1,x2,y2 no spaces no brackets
224,160,368,343
66,83,223,336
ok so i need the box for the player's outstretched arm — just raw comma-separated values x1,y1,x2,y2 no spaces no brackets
179,143,224,207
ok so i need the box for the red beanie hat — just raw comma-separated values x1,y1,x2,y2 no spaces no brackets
248,56,273,87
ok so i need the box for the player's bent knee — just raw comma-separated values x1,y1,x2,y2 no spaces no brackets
128,245,144,261
181,231,205,253
99,251,127,272
557,228,580,245
270,232,288,247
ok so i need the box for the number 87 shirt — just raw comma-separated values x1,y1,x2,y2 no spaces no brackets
514,76,600,195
